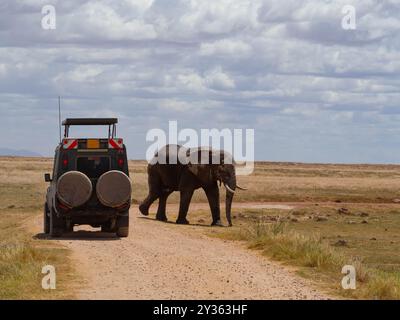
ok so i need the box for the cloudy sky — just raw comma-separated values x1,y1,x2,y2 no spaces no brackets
0,0,399,163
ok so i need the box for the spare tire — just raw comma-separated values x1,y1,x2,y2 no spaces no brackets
96,170,132,208
57,171,92,208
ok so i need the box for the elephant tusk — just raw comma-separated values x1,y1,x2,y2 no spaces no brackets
236,184,248,191
224,184,235,194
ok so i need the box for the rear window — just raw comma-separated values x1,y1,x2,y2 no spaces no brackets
77,156,110,178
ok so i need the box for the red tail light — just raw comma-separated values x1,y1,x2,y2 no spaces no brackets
62,156,68,169
118,158,124,168
58,202,70,210
56,199,71,212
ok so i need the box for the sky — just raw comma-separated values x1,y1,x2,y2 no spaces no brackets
0,0,399,163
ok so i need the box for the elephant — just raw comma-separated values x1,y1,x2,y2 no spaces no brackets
139,144,246,226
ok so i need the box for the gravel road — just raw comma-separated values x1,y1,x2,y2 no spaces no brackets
32,204,331,300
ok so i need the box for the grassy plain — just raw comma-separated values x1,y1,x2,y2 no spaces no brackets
1,157,400,299
0,157,74,299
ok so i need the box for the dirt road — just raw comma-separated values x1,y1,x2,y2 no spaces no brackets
32,204,330,300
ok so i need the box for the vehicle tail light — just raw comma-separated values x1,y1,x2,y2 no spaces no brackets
62,156,68,169
57,200,71,212
117,157,124,168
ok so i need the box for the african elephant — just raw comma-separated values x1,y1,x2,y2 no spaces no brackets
139,144,245,226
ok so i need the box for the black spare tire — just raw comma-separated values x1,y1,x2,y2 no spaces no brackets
96,170,132,208
57,171,92,208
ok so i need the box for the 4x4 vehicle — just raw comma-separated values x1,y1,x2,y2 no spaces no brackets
44,118,131,237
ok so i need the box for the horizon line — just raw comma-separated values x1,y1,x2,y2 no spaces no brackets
1,155,400,167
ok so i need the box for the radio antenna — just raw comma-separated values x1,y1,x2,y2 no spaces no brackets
58,96,62,143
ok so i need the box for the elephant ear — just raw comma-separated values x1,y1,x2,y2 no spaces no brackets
187,162,198,176
187,163,213,184
220,150,235,165
187,148,214,184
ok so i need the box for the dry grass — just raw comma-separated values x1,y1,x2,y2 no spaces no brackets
213,204,400,299
0,209,75,299
236,162,400,203
0,157,74,299
3,157,400,207
130,160,400,204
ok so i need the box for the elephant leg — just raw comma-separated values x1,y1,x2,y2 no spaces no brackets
176,189,194,225
139,193,159,216
139,168,161,216
205,185,222,226
156,190,172,222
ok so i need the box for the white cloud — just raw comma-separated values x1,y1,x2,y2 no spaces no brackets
177,71,206,92
64,2,157,41
200,39,251,57
55,65,105,83
178,0,261,36
281,106,320,117
0,0,399,162
0,64,7,78
205,67,235,90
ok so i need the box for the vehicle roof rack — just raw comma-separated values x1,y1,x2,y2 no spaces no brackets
62,118,118,139
62,118,118,126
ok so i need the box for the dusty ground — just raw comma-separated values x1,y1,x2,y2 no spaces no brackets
30,203,330,300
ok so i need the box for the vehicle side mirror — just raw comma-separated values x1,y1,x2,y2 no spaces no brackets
44,173,52,182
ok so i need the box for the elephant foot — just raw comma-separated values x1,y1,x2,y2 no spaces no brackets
211,220,223,227
156,214,168,222
176,218,189,225
139,203,149,216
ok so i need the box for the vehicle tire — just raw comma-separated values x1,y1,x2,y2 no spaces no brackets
116,214,129,237
101,220,114,233
116,227,129,237
57,171,92,208
50,207,64,238
43,204,50,234
65,220,74,233
96,171,132,208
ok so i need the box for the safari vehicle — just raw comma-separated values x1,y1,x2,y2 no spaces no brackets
44,118,131,237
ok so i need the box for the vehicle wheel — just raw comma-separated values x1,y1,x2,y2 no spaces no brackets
43,204,50,234
101,221,113,233
116,227,129,237
116,214,129,237
50,207,64,238
65,220,74,233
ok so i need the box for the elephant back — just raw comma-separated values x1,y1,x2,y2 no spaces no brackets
150,144,188,165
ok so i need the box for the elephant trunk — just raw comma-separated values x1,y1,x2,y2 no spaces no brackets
224,176,236,227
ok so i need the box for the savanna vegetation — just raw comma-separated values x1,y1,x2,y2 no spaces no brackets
2,157,400,299
0,157,74,299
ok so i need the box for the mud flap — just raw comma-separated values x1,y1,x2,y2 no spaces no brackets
44,203,50,234
116,213,129,237
50,208,64,237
